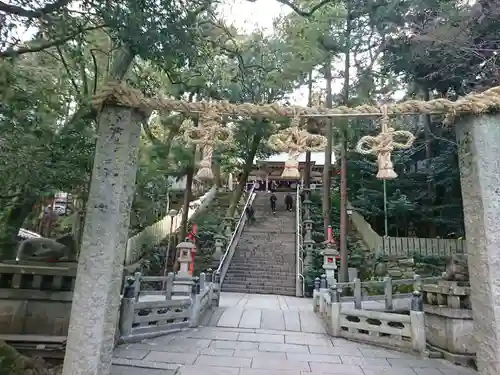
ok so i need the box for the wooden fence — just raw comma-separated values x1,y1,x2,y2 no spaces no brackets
347,202,466,258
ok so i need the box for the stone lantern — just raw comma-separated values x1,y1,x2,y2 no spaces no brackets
176,239,196,276
322,226,340,285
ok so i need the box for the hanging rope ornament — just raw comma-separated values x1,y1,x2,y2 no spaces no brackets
268,116,327,179
355,105,415,180
181,112,232,182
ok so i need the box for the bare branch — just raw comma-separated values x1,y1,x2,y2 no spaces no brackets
0,24,106,58
247,0,333,17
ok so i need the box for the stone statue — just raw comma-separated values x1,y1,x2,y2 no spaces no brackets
16,233,77,262
443,253,469,282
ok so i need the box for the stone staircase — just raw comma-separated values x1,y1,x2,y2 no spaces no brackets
221,191,297,296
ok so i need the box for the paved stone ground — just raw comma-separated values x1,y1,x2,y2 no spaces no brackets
112,293,477,375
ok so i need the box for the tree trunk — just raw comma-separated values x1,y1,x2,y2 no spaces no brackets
179,163,195,242
339,0,352,282
62,105,145,375
421,87,436,237
323,55,333,238
226,134,262,218
212,151,223,188
304,70,314,188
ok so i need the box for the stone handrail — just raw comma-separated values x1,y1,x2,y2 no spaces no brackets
216,183,257,285
125,185,218,266
118,271,217,343
313,275,441,311
315,288,426,354
347,201,382,251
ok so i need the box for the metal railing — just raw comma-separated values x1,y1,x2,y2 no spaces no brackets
295,185,305,297
216,183,257,284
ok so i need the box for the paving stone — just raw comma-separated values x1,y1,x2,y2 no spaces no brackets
143,351,198,365
113,348,149,360
218,307,245,327
234,350,287,360
283,311,301,331
309,345,362,356
251,358,310,371
386,358,447,368
261,309,286,330
185,329,239,341
211,339,259,350
308,362,365,374
298,311,326,333
176,365,239,375
111,358,180,371
241,369,301,375
194,354,252,367
411,368,445,375
239,309,263,329
358,348,415,359
238,333,284,343
111,365,175,375
258,342,310,353
359,367,418,375
340,355,391,366
285,333,332,346
162,337,211,350
438,368,477,375
286,353,342,364
199,348,235,356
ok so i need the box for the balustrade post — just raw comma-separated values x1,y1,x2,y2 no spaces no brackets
410,291,426,353
212,271,221,307
329,284,342,337
164,272,174,300
119,278,136,339
206,268,213,283
199,272,206,291
189,277,201,328
384,276,393,311
133,272,142,301
313,277,321,312
354,278,362,309
413,274,422,292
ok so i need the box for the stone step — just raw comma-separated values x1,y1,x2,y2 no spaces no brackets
221,285,296,296
231,256,295,261
227,266,295,272
225,269,295,275
223,280,296,288
224,275,295,283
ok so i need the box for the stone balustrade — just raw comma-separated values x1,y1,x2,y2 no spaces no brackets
118,270,219,344
313,274,441,312
0,262,77,337
315,286,426,355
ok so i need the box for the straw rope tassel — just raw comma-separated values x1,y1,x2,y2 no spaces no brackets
269,117,327,179
355,105,415,180
196,145,214,181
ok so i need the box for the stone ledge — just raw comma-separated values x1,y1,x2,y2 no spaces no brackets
112,357,181,371
424,305,473,319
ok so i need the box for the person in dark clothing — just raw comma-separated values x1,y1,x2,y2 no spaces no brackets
300,190,305,203
285,193,294,211
270,192,277,213
246,205,255,224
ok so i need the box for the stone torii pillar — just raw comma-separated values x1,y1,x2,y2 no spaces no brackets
62,103,148,375
456,114,500,375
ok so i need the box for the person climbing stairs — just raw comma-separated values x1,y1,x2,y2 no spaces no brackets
221,191,297,296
